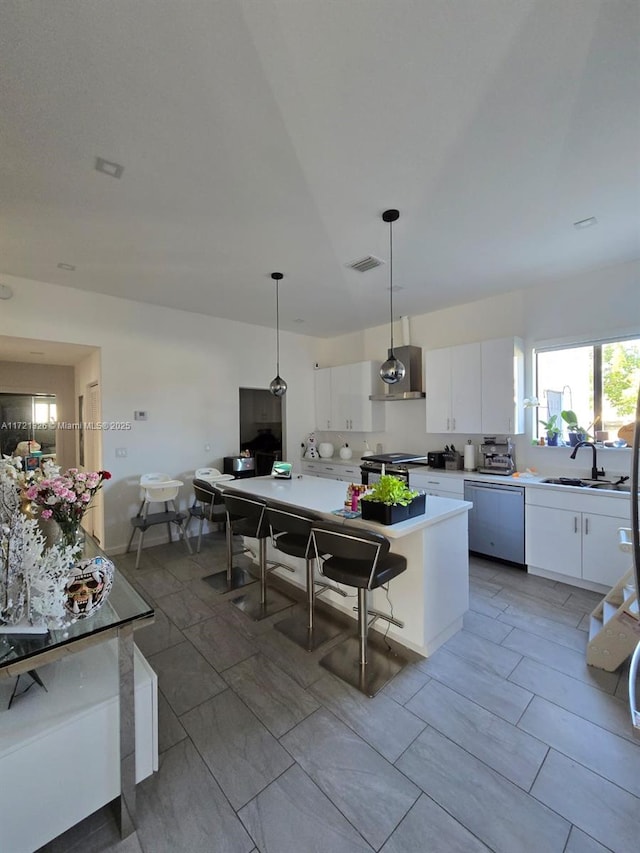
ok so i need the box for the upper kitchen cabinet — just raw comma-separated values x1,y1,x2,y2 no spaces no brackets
424,337,524,435
481,337,524,435
314,362,385,432
424,343,482,433
314,367,333,430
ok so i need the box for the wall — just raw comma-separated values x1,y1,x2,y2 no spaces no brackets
0,274,319,553
312,259,639,480
1,257,636,551
0,360,76,470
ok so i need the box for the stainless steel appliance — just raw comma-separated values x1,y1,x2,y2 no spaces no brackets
223,456,256,478
477,436,516,476
368,346,426,401
464,480,525,567
360,452,427,486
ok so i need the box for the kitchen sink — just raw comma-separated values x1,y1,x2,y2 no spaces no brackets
541,477,590,487
541,477,631,493
587,482,631,492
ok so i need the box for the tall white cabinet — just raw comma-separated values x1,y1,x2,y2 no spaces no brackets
481,337,524,435
424,343,482,434
424,336,524,435
314,362,385,433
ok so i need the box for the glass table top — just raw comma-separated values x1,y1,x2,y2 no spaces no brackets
0,536,154,673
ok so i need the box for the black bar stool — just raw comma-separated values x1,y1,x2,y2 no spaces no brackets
187,478,226,553
310,520,409,697
266,500,345,651
225,492,295,620
203,485,257,592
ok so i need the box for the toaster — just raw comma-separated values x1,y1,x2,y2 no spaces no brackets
427,451,447,469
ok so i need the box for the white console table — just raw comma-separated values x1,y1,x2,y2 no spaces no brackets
0,544,156,852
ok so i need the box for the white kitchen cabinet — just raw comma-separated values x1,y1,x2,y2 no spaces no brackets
301,460,360,483
425,337,524,436
424,343,482,434
314,361,385,433
314,367,333,430
526,505,582,580
526,488,631,588
410,471,465,500
481,337,524,434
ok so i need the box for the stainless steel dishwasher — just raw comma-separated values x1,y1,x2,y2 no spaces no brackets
463,480,525,567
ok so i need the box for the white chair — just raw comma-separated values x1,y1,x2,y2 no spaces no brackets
126,473,193,568
195,467,235,484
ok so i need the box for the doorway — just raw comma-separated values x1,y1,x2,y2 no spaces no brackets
239,388,283,476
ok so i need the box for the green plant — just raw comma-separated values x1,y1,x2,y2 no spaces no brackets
360,475,418,506
560,410,592,437
539,414,560,437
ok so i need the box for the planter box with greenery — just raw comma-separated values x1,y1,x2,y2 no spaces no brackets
360,475,425,525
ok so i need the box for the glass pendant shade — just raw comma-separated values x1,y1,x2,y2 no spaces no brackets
379,209,405,384
269,375,287,397
270,272,287,397
380,353,406,384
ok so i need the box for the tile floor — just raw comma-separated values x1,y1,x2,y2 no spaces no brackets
36,532,640,853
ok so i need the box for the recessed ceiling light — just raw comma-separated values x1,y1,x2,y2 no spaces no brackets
95,156,124,179
573,216,598,229
0,283,14,300
57,263,76,271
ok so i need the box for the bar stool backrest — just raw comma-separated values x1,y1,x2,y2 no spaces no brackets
192,478,225,520
222,490,269,538
266,500,319,559
311,521,391,590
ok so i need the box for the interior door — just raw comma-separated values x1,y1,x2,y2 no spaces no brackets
82,381,104,544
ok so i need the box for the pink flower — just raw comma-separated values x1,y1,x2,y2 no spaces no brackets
41,509,53,519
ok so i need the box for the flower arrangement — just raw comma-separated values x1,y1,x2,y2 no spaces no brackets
25,468,111,548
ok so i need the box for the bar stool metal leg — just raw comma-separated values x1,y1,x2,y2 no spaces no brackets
274,557,344,651
203,523,255,592
319,587,406,698
231,538,295,621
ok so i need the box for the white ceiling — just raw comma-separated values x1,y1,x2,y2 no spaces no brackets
1,0,638,338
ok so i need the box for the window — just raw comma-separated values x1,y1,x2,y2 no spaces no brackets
535,337,640,443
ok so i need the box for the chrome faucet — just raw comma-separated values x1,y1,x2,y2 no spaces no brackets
569,440,605,480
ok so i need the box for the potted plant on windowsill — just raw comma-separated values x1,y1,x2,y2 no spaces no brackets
561,410,592,446
539,415,561,447
360,475,425,525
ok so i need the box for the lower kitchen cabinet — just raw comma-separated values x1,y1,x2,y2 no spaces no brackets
525,489,631,589
301,460,360,483
410,471,465,500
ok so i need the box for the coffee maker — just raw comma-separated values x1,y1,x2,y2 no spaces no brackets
478,436,516,476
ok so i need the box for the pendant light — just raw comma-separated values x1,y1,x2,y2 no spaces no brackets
269,272,287,397
379,209,406,384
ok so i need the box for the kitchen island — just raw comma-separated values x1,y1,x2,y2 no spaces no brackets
224,475,472,657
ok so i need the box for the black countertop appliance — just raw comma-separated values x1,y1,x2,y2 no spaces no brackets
360,452,427,485
223,456,256,478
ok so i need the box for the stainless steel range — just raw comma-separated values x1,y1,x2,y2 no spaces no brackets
360,452,427,485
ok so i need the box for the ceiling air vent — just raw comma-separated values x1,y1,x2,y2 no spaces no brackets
346,255,384,273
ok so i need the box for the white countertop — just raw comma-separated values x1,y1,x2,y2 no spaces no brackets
225,475,471,539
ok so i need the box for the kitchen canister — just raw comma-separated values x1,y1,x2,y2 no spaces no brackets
464,441,476,471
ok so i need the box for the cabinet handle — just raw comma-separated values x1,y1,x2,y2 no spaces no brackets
574,517,578,533
452,417,456,430
585,517,589,535
447,418,450,431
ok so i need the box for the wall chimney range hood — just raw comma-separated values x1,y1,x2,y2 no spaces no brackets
369,345,425,400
